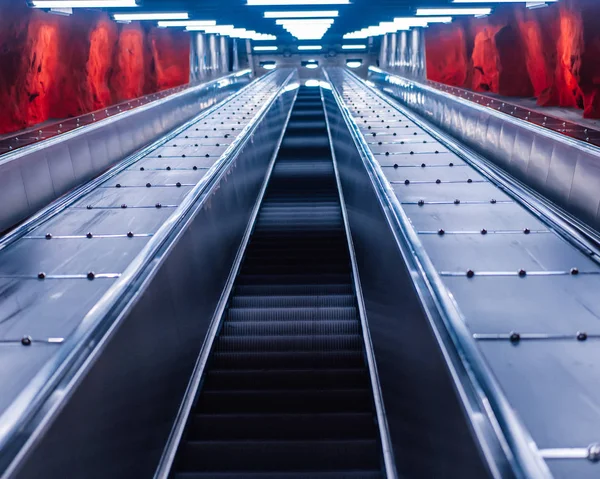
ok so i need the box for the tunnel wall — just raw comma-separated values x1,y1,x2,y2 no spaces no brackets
425,0,600,118
0,4,190,135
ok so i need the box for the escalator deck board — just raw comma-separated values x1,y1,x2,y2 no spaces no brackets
172,87,384,477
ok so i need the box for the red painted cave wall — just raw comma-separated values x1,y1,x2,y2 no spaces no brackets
0,4,190,135
425,0,600,118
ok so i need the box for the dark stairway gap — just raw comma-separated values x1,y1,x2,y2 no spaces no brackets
171,86,385,478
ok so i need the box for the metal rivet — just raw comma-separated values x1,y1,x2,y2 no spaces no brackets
140,167,145,171
155,203,162,208
467,179,473,183
206,154,210,158
86,232,93,239
385,152,389,156
421,163,426,168
577,331,588,341
410,151,414,155
21,336,32,346
86,205,93,210
518,269,527,277
158,155,162,158
173,144,177,147
466,269,474,278
491,199,497,204
523,228,530,234
449,162,454,167
37,272,46,279
587,443,600,462
378,142,383,145
435,150,439,154
87,271,95,280
185,136,188,139
166,166,172,171
454,199,460,205
400,141,404,144
481,228,487,235
182,154,186,158
193,166,198,170
438,229,445,236
121,203,128,209
404,179,410,185
435,179,441,184
414,132,417,135
176,182,182,187
146,183,152,188
418,200,425,206
127,232,134,238
509,332,520,343
116,183,121,188
45,233,52,240
571,267,579,275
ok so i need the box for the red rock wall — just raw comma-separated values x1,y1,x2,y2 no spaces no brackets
425,0,600,118
0,4,190,134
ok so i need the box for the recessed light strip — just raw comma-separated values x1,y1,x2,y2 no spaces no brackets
248,0,349,5
113,12,189,21
32,0,137,7
265,10,338,17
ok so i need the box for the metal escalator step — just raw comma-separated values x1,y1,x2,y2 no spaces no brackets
203,369,369,390
196,389,373,414
210,351,365,370
214,334,363,353
237,273,352,285
226,306,358,322
230,295,355,309
221,320,360,336
173,471,382,479
187,412,377,440
234,284,353,296
177,439,380,472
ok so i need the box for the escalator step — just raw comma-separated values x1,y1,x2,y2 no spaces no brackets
226,306,358,322
214,334,363,352
210,350,365,370
234,284,353,296
203,369,369,390
197,389,373,414
221,319,360,336
231,294,356,308
236,274,351,285
177,439,380,472
173,472,382,479
187,412,377,440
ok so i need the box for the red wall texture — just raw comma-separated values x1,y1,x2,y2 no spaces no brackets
425,0,600,118
0,4,190,134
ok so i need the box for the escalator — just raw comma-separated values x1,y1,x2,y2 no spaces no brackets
170,86,386,478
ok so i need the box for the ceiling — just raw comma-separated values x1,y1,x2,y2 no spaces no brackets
120,0,496,45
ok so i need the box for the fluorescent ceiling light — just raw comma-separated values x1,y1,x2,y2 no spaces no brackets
265,10,338,17
113,12,188,21
342,44,366,49
158,20,216,27
254,45,278,51
305,63,319,69
346,60,362,68
248,0,349,4
276,18,334,25
416,7,491,15
453,0,555,2
32,0,137,6
187,25,236,33
298,45,322,50
396,16,452,24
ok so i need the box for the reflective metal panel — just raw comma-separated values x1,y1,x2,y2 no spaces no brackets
368,68,600,235
0,71,297,479
0,70,252,234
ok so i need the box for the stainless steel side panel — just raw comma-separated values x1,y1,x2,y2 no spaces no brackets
321,86,501,478
2,75,298,479
367,68,600,234
0,71,252,233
